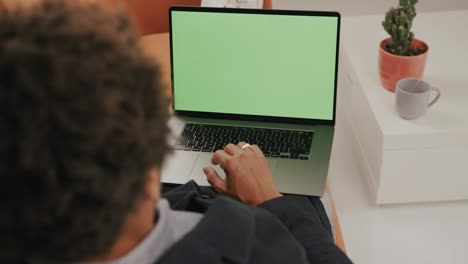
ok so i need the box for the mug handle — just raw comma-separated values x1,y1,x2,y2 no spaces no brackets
429,87,441,107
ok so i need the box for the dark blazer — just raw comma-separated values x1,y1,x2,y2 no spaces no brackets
159,181,353,264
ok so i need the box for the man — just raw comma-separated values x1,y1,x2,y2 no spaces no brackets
0,1,352,263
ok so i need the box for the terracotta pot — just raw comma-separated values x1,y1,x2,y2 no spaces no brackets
378,38,429,92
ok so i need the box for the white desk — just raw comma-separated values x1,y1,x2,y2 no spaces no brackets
329,10,468,263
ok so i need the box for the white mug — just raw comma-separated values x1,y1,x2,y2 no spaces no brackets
395,78,440,120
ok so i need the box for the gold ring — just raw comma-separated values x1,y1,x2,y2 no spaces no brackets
241,143,252,150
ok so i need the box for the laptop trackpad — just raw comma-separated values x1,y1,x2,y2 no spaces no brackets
161,151,198,184
190,153,226,186
191,154,278,186
267,158,279,175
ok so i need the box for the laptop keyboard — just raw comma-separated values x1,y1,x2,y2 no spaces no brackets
174,123,313,160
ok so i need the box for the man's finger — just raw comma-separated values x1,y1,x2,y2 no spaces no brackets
237,141,255,153
224,143,242,156
250,144,264,156
211,150,231,166
238,141,257,155
237,141,248,148
203,167,227,194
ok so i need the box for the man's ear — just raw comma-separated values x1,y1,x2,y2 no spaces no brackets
145,167,161,201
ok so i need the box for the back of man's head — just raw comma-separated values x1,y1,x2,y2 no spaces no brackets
0,0,170,262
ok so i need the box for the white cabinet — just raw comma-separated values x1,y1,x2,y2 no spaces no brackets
341,11,468,204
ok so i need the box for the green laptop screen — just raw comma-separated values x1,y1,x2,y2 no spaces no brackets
171,10,339,121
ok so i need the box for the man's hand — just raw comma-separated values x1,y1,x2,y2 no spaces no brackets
203,142,283,206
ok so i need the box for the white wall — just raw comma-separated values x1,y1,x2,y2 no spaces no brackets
272,0,468,16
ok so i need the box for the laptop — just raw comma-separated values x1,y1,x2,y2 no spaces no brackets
162,6,341,196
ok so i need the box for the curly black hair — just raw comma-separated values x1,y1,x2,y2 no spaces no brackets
0,0,171,262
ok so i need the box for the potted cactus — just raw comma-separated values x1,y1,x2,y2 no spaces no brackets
379,0,428,92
